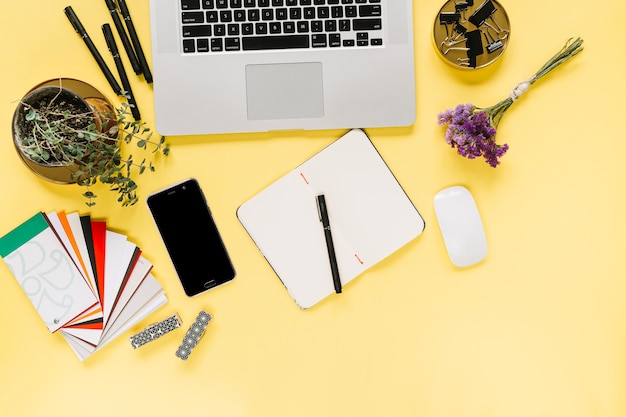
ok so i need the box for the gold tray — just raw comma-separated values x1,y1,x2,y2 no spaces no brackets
433,0,511,69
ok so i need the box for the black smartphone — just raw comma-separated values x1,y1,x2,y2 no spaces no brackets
147,178,235,296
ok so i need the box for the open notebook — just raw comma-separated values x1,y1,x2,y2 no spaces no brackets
237,129,425,309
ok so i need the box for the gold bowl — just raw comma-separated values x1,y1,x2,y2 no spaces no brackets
433,0,511,69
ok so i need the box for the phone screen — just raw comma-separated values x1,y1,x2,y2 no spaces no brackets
147,178,235,296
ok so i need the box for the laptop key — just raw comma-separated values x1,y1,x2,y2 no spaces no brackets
352,18,381,30
214,24,226,35
242,23,254,34
183,25,212,37
234,10,247,21
220,10,233,21
262,9,274,20
225,37,241,50
255,22,268,34
297,21,309,32
228,23,240,35
311,20,323,32
276,8,288,19
183,39,196,52
242,34,309,50
211,38,223,50
182,0,201,10
311,33,327,47
358,5,380,16
197,38,210,52
283,21,296,32
182,12,205,23
248,9,260,20
290,7,302,19
207,11,219,22
345,5,357,16
270,22,282,33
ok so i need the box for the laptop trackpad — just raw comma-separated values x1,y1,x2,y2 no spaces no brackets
245,62,324,120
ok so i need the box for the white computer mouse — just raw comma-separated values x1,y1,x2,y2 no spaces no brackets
434,185,488,267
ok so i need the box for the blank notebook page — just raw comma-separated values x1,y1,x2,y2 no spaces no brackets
237,129,425,309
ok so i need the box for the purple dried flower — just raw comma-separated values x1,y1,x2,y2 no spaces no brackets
437,37,584,168
437,103,508,168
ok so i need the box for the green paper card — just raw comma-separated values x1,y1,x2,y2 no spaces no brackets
0,212,98,332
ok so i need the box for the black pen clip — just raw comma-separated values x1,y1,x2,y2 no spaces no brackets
116,0,131,20
104,0,117,13
316,195,324,222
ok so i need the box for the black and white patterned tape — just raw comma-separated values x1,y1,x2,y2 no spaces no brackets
129,314,182,349
175,310,212,360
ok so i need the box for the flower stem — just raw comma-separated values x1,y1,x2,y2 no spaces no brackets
529,37,584,85
478,37,584,128
479,98,513,128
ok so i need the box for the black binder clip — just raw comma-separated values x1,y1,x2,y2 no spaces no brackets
446,29,483,68
457,55,477,68
454,0,474,23
439,11,461,44
452,23,468,43
465,29,484,58
469,0,509,40
441,23,468,48
483,29,504,53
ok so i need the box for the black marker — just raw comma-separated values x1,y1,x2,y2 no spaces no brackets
104,0,141,75
64,6,122,95
116,0,153,83
102,24,141,120
316,194,342,294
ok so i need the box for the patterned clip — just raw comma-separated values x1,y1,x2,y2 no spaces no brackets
175,310,212,360
129,314,182,349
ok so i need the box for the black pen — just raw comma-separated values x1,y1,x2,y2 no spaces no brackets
104,0,142,75
102,24,141,120
64,6,122,95
116,0,153,83
316,194,342,294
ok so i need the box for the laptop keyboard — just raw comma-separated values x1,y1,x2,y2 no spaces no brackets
180,0,384,53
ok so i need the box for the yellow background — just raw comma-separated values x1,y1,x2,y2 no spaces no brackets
1,1,624,416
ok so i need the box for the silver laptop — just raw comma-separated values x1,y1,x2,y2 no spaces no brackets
148,0,415,136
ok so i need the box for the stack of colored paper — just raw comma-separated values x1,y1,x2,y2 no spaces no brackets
0,211,168,361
